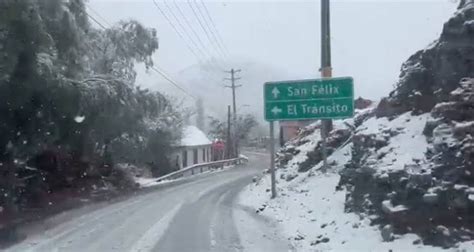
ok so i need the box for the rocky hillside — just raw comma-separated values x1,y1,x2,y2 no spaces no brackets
338,1,474,247
240,1,474,250
378,0,474,116
240,104,471,250
339,78,473,248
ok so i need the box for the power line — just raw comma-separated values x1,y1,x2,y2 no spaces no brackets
151,0,205,64
85,11,108,30
199,0,230,57
193,0,228,61
170,0,224,77
161,0,209,60
171,1,214,60
186,3,227,70
188,0,227,62
85,5,113,27
83,3,198,100
151,65,197,99
186,0,224,61
156,0,222,71
84,3,226,115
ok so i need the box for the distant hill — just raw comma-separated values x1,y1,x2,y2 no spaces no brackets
176,59,292,122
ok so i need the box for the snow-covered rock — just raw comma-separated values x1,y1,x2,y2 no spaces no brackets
377,0,474,116
239,130,474,251
239,2,474,249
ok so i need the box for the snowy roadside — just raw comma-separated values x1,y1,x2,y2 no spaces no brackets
238,171,474,251
238,112,474,251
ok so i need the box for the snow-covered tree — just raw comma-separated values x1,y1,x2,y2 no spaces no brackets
207,113,258,143
85,20,158,85
0,0,181,214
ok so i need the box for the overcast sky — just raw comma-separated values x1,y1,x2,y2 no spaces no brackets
89,0,457,117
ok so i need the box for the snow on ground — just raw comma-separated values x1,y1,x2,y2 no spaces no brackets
358,112,432,173
239,154,250,161
284,119,353,174
284,131,321,172
239,166,474,251
134,177,170,188
239,169,469,251
239,112,474,251
233,205,292,251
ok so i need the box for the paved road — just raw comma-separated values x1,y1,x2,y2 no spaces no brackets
7,152,291,252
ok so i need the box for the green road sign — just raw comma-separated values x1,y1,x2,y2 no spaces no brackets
264,77,354,121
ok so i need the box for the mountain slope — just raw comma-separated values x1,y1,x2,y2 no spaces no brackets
379,0,474,116
239,1,474,250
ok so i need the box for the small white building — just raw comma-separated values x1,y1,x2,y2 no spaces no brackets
172,126,212,170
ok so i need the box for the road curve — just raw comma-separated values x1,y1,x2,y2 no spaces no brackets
7,152,291,252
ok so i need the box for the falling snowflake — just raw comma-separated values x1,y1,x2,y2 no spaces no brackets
74,115,86,123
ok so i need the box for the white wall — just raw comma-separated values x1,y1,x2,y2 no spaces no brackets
186,149,193,166
177,145,211,169
198,148,206,164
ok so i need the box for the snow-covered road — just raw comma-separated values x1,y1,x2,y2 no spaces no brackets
7,153,291,252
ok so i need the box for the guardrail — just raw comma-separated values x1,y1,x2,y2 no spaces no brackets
155,156,249,182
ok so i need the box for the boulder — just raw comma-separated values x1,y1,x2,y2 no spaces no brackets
354,97,373,110
381,224,394,242
422,193,438,204
285,173,298,182
375,97,405,118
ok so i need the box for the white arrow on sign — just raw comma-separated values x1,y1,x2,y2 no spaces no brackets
272,87,280,98
271,106,283,115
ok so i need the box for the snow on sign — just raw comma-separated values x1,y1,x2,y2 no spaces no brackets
264,77,354,121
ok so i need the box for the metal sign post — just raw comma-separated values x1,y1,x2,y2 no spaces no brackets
320,0,332,173
269,121,277,199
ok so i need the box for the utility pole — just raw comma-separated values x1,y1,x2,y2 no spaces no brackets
224,68,242,158
320,0,333,172
226,105,232,159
